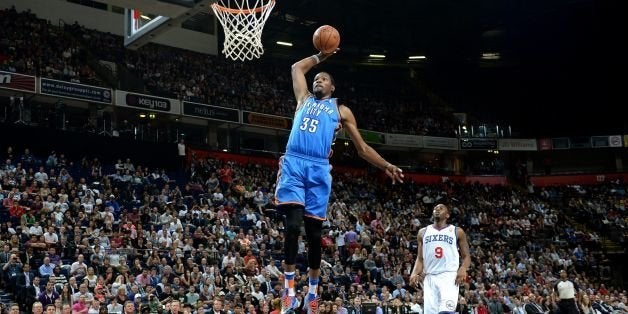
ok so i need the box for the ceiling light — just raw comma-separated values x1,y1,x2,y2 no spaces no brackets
140,15,151,20
481,52,500,60
276,41,293,47
369,54,386,58
408,55,426,60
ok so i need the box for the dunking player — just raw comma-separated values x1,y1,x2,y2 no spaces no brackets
275,51,404,314
409,204,471,314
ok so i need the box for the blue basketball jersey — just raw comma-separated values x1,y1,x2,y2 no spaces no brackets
285,96,341,160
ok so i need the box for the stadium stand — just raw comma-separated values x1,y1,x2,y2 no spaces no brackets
0,143,625,313
1,7,458,137
0,6,626,314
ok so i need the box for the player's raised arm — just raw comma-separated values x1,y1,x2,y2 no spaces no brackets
409,228,426,287
291,52,335,106
339,105,404,184
455,227,471,286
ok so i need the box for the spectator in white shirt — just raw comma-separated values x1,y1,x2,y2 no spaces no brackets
72,284,94,303
70,254,88,278
222,251,236,270
169,217,183,233
29,221,44,236
265,262,282,280
43,226,58,245
34,166,48,183
42,195,55,212
100,207,115,223
107,297,123,314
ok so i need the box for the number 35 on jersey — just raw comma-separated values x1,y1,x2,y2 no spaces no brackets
299,117,319,133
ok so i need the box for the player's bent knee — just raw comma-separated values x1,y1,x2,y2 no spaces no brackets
286,222,301,235
284,204,304,231
303,217,322,238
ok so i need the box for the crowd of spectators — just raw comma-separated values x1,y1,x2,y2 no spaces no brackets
549,182,627,245
1,7,458,137
0,143,625,314
0,8,101,86
0,6,625,314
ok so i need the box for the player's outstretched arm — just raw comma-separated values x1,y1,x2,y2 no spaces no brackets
339,105,404,184
409,228,425,287
291,51,336,106
456,227,471,286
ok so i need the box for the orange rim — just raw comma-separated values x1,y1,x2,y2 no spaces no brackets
211,0,275,14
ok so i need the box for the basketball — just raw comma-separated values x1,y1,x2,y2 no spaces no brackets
313,25,340,54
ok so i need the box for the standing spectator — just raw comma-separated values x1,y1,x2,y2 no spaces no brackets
178,139,187,170
1,249,20,290
218,164,233,193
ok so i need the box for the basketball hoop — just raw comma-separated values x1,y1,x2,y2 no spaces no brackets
211,0,276,61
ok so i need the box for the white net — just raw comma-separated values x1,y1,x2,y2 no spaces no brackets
211,0,276,61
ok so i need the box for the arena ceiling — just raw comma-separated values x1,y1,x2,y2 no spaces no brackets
261,0,627,136
98,0,627,135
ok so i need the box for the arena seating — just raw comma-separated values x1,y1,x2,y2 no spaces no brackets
0,6,625,314
1,7,458,137
0,145,625,313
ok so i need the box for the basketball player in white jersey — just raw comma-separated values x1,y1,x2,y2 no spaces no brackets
409,204,471,314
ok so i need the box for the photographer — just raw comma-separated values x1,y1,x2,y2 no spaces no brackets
2,252,22,292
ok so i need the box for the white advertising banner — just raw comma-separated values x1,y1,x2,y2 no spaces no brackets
423,136,459,150
385,134,423,148
115,90,180,115
498,139,538,151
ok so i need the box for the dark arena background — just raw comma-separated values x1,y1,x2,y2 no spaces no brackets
0,0,627,313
